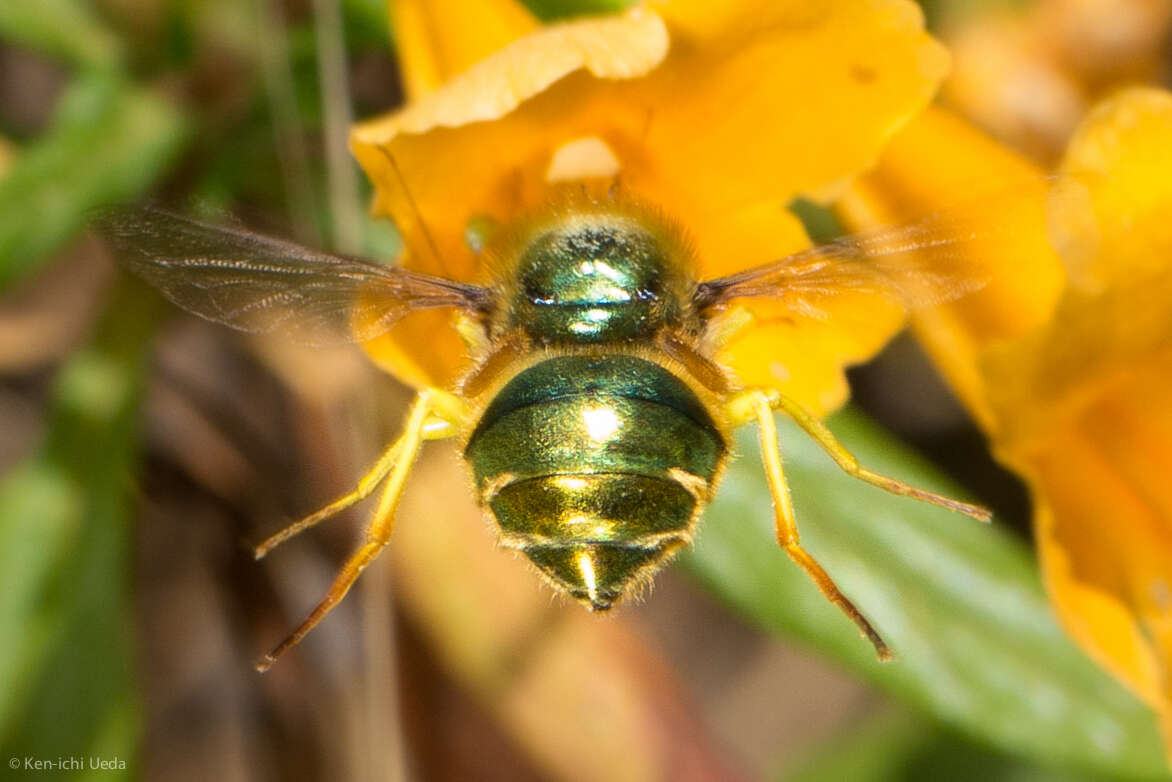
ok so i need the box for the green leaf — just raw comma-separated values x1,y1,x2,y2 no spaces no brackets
0,72,189,291
523,0,635,21
782,707,1093,782
0,0,121,71
917,0,1032,35
686,409,1169,780
343,0,391,48
0,279,161,778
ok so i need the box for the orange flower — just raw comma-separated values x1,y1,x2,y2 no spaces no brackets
941,0,1172,162
839,88,1172,751
350,0,949,416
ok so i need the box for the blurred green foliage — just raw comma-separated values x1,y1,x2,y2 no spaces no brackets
0,73,188,290
0,2,186,779
0,0,1167,780
784,706,1093,782
523,0,633,20
0,0,122,71
0,281,160,780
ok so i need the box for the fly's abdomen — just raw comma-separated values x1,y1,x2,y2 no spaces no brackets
465,355,726,610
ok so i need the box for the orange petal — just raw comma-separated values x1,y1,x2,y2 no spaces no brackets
980,271,1172,451
353,6,670,283
859,88,1172,751
716,290,906,417
978,89,1172,449
942,10,1084,164
940,0,1172,165
1017,367,1172,746
353,0,948,397
1050,87,1172,292
976,89,1172,748
979,89,1172,448
355,8,669,387
391,0,540,100
638,0,949,277
837,107,1066,431
634,0,951,414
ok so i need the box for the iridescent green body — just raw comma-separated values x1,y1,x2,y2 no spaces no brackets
466,212,727,609
502,212,694,344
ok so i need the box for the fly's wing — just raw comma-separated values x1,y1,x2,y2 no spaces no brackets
692,207,1007,320
95,207,492,345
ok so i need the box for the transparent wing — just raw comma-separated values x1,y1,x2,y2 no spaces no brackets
95,207,492,345
692,206,1011,320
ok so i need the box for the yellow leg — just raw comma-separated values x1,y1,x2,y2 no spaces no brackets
767,391,992,523
255,390,465,672
735,391,892,661
252,409,460,560
252,441,403,560
250,410,457,555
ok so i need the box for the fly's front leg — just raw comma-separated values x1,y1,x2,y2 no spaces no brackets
252,441,403,560
256,388,469,672
726,390,891,661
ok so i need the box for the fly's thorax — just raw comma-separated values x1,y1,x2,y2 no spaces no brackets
496,209,695,345
463,353,727,610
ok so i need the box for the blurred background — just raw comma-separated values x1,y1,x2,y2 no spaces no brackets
1,0,1170,780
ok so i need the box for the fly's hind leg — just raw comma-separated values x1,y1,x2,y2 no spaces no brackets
726,390,892,661
766,391,992,523
256,389,468,672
